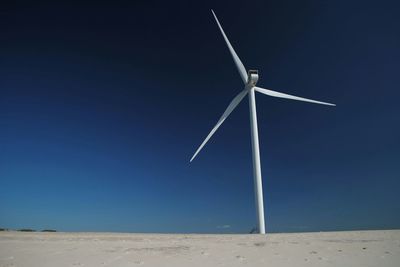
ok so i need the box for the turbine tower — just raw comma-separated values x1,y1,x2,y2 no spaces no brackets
190,10,335,234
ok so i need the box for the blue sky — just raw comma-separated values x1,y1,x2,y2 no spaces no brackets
0,0,399,233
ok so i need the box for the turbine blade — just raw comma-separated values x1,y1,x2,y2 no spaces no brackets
254,86,336,106
211,10,248,84
190,89,248,162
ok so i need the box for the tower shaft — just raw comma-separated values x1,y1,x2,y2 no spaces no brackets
248,87,266,234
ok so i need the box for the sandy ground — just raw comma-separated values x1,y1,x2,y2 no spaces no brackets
0,230,399,267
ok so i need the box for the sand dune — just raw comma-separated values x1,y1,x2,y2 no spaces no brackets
1,230,399,267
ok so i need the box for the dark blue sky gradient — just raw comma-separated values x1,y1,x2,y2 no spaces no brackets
1,1,399,233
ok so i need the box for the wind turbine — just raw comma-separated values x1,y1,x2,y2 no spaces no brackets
190,10,335,234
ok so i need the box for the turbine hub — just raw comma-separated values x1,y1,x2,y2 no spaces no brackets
247,70,259,86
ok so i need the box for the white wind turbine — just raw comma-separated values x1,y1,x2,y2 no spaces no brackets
190,10,335,234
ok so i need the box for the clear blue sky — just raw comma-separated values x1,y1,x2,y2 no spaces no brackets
1,0,399,233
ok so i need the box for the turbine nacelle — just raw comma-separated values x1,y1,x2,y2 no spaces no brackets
247,70,259,87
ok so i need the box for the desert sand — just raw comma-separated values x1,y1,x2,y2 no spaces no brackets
0,230,399,267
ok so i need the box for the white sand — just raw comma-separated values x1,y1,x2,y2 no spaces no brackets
0,230,399,267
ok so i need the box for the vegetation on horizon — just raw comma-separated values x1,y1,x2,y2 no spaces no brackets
0,228,57,232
